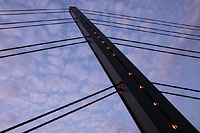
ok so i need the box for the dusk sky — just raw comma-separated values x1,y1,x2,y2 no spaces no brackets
0,0,199,132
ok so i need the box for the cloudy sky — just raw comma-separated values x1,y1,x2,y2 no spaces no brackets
0,0,199,132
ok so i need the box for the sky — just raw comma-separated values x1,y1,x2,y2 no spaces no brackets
0,0,199,132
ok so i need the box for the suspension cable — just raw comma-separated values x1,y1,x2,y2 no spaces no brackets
90,19,200,38
0,36,84,52
0,18,73,25
23,90,118,133
0,8,68,12
93,23,200,41
83,12,200,31
153,82,200,93
0,21,75,30
1,85,116,132
161,91,200,100
114,42,200,59
0,11,69,16
80,9,200,29
0,41,86,59
109,37,200,54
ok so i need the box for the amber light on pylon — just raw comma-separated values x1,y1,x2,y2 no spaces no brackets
128,72,133,76
139,85,144,89
172,124,178,130
106,47,110,50
153,102,159,106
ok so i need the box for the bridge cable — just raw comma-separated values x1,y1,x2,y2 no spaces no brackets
0,8,68,12
90,19,200,38
153,82,200,93
114,42,200,59
109,37,200,54
0,85,118,132
93,22,200,41
0,18,73,25
83,12,200,31
0,41,86,59
80,9,200,29
0,36,84,52
0,11,69,16
23,90,119,133
161,91,200,100
0,21,75,30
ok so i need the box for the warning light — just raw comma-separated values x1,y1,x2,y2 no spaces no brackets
153,102,158,106
128,72,133,76
139,85,144,89
172,124,178,130
106,47,110,50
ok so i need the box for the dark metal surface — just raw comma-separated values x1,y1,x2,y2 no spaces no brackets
69,6,198,133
